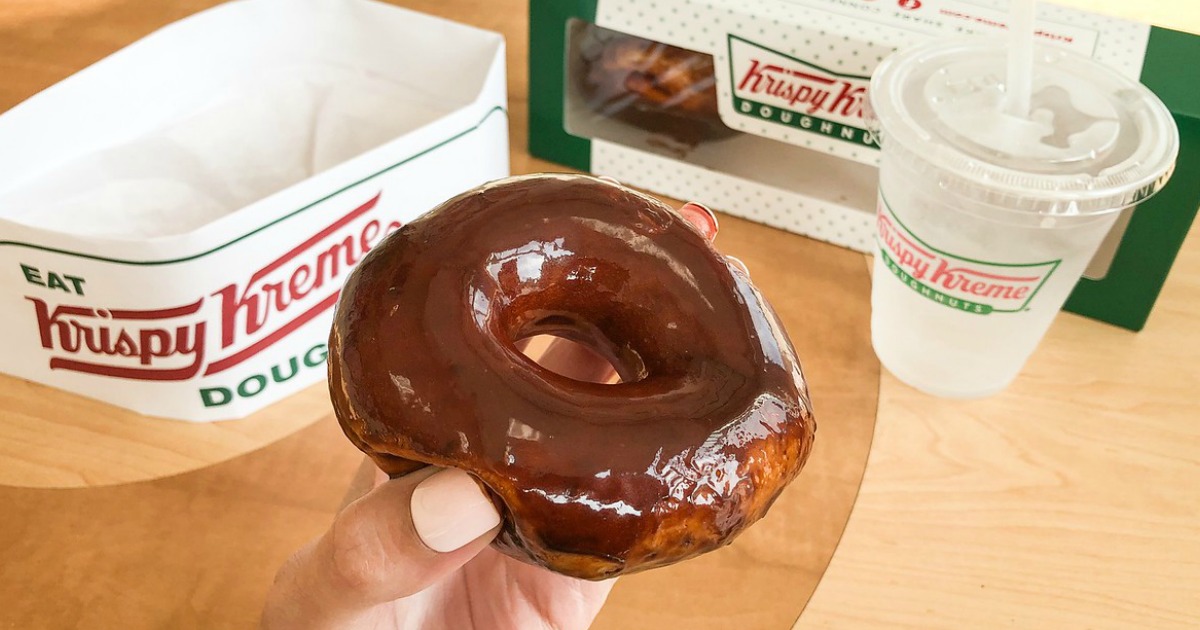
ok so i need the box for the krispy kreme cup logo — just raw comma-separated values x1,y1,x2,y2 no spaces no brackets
876,195,1060,315
27,192,398,381
726,35,874,147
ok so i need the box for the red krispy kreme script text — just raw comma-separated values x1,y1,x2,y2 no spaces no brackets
206,193,398,375
27,298,206,380
877,204,1050,311
26,192,399,381
737,59,866,119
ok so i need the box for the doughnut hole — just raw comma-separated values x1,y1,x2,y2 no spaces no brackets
515,333,622,385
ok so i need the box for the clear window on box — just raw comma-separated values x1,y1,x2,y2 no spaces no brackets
563,19,878,212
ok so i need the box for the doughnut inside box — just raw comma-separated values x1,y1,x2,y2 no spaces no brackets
0,0,509,421
530,0,1200,331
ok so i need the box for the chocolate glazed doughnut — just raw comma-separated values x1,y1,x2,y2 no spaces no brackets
328,174,815,580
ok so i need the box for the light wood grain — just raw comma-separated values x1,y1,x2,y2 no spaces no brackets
0,413,363,629
0,376,332,487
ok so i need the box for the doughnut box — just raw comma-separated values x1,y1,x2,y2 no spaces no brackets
529,0,1200,331
0,0,509,421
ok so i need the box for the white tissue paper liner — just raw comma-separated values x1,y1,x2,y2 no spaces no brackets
0,0,510,421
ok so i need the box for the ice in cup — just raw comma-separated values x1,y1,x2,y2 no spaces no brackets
865,39,1178,398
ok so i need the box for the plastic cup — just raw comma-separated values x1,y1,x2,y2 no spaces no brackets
865,39,1178,398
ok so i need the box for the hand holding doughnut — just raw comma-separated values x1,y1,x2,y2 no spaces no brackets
328,174,815,579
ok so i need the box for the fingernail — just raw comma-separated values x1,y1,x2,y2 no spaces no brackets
411,468,501,553
597,175,620,185
679,202,718,241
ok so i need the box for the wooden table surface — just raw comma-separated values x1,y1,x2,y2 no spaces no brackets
1,0,1198,629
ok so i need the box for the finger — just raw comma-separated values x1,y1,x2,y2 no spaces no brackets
595,178,718,242
263,467,501,627
726,255,749,275
478,546,619,628
678,201,718,241
337,457,384,509
537,337,620,384
373,464,388,487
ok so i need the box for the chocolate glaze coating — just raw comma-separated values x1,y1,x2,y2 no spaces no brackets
328,174,815,579
577,26,737,145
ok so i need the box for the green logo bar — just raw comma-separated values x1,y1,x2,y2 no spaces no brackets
732,97,875,147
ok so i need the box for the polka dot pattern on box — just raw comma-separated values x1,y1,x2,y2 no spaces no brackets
592,139,876,253
594,0,1152,102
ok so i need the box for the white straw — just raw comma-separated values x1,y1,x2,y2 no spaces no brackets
1005,0,1037,118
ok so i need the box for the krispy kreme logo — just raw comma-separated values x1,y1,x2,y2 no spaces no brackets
876,196,1060,315
26,298,206,380
26,192,397,381
726,35,875,147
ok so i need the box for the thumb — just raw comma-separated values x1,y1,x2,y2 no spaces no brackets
264,466,502,628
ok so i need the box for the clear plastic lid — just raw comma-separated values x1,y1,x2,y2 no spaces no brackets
867,39,1179,216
